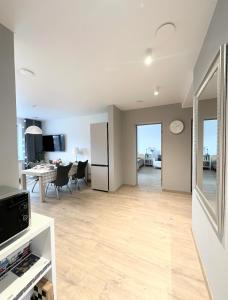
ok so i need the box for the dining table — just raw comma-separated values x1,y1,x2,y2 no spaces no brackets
21,163,84,203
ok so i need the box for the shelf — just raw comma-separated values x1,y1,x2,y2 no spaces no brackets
0,213,53,261
0,256,51,300
0,212,56,300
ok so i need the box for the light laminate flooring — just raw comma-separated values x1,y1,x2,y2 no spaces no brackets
138,166,161,190
30,184,209,300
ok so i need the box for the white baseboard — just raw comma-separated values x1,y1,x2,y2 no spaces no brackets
191,229,214,300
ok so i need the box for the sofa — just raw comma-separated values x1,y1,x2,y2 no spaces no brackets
152,155,162,169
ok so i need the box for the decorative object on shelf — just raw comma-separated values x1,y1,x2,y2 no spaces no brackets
169,120,184,134
25,125,42,135
0,213,56,300
0,242,31,279
12,253,40,277
0,250,50,298
32,278,53,300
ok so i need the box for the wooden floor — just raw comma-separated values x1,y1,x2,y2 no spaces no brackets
30,184,209,300
138,166,161,190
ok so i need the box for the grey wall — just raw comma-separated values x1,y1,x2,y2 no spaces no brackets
108,105,123,191
122,103,193,193
0,24,18,188
192,1,228,299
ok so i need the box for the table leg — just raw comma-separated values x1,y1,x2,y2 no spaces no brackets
38,176,45,203
21,174,27,190
85,165,88,183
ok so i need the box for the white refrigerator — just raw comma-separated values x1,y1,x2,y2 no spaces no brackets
90,122,109,191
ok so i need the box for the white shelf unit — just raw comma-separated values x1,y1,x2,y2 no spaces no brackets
0,213,57,300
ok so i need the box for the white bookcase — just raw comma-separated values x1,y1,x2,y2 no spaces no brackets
0,213,57,300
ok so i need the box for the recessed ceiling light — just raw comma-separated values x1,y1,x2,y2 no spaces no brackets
144,48,153,66
19,68,35,77
154,86,160,96
155,22,176,37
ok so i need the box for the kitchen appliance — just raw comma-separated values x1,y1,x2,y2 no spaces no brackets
90,122,109,191
0,186,30,247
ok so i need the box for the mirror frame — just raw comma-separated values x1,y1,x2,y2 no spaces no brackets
194,45,227,239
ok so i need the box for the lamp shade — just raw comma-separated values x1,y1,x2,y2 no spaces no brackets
25,125,42,135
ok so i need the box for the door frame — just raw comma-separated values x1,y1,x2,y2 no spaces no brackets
135,122,163,188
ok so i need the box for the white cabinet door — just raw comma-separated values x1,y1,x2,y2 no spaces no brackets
91,166,109,191
90,123,108,165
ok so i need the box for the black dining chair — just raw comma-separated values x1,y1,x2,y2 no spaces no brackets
26,162,40,193
73,160,88,190
46,163,73,199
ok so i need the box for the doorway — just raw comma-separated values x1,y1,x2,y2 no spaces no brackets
136,124,162,189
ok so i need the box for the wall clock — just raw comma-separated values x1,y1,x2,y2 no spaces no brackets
169,120,184,134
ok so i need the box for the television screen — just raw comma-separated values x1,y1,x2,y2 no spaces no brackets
43,135,65,152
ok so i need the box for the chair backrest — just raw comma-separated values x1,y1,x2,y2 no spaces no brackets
55,163,73,187
76,160,88,179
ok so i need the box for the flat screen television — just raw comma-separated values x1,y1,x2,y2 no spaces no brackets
43,135,65,152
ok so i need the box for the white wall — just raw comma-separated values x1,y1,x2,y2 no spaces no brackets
42,113,108,165
122,104,193,193
0,24,18,188
192,1,228,299
108,105,123,192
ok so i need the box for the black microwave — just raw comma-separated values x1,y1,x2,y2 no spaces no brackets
0,186,30,246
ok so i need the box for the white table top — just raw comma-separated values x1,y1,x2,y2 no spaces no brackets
21,163,78,177
21,167,56,177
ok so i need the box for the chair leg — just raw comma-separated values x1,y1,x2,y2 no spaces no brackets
45,183,50,196
32,180,38,193
56,187,60,200
67,184,72,194
74,179,78,190
77,180,80,190
84,178,88,186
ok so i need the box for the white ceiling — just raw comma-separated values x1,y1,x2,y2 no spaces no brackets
0,0,217,120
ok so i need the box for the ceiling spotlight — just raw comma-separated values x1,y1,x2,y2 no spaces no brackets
19,68,35,77
154,86,160,96
144,48,153,66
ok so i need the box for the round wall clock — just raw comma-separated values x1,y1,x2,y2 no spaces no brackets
169,120,184,135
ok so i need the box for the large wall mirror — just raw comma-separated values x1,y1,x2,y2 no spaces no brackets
194,45,227,239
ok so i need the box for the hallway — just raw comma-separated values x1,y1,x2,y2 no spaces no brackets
138,166,161,190
31,185,209,300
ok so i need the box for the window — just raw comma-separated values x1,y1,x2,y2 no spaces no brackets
17,119,25,160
